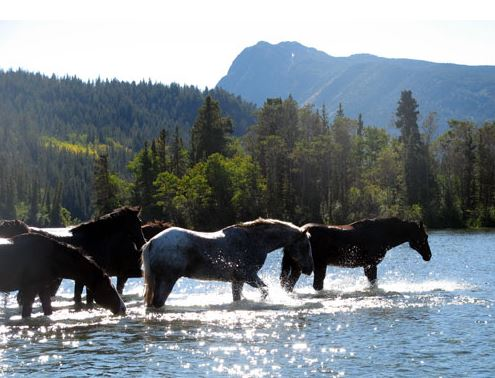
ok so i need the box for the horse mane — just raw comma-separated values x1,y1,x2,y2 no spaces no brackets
0,219,30,238
234,218,300,231
349,217,408,229
71,206,140,236
142,220,173,228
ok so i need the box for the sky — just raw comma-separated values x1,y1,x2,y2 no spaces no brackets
1,0,495,89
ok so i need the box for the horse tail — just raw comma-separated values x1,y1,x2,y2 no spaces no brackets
142,240,155,306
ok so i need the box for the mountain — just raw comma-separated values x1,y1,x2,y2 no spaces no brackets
217,41,495,132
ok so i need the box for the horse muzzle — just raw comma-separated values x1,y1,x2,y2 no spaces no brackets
302,262,314,276
113,301,126,315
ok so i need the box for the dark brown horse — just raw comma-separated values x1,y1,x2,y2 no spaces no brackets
280,217,432,292
1,233,125,318
27,207,146,307
0,219,30,238
141,220,173,241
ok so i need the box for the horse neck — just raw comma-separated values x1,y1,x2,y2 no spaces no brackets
51,245,101,284
249,225,300,253
30,229,74,244
381,220,414,249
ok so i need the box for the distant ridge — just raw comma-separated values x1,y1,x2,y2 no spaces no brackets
217,41,495,132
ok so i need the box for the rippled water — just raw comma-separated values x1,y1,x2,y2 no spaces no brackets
1,230,494,376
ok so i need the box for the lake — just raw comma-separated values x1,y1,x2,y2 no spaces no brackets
1,230,494,377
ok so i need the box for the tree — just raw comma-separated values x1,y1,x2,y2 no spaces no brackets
129,142,158,220
478,122,495,225
49,182,63,226
93,153,117,217
191,96,233,164
27,180,40,225
395,90,432,214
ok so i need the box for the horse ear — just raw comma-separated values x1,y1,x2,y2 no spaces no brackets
419,220,424,229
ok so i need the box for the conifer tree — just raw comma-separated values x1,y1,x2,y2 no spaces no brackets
191,96,233,164
395,90,431,211
93,153,116,217
27,181,40,225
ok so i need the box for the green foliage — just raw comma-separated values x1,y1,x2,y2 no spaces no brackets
0,69,493,229
191,96,233,164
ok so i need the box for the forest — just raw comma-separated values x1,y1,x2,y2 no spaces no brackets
1,70,494,229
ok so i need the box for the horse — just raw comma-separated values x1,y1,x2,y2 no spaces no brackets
0,233,125,318
0,219,30,238
143,218,313,308
280,217,432,292
141,220,173,241
26,206,146,307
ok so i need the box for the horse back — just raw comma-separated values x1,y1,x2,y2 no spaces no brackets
303,223,384,267
0,235,55,291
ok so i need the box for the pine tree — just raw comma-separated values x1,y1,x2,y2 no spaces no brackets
395,90,431,212
335,102,345,119
191,96,233,164
357,113,364,137
156,128,168,173
27,181,40,225
93,153,116,217
49,182,63,226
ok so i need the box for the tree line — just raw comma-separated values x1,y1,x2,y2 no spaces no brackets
95,92,495,230
0,70,255,225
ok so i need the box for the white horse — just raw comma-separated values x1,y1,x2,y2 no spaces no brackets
142,218,313,308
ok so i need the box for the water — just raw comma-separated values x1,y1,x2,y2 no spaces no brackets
1,230,494,377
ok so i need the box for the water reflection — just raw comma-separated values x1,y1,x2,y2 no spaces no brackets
1,231,495,376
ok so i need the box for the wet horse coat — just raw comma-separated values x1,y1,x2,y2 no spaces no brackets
143,218,313,308
281,217,432,292
27,207,146,305
0,233,125,318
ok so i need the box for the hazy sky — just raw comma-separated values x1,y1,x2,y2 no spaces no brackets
1,1,494,89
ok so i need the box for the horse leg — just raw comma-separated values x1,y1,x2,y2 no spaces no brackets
247,276,268,300
364,265,378,286
152,278,177,308
86,288,94,308
116,276,127,294
280,254,293,291
48,278,62,298
232,281,244,301
20,287,37,318
286,267,302,293
74,281,84,310
313,263,327,291
39,287,53,316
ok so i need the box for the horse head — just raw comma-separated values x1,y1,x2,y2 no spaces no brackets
117,207,147,276
123,206,147,250
90,274,126,315
408,221,432,261
284,230,314,275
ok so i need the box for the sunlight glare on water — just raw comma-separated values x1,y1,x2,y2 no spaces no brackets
1,230,494,376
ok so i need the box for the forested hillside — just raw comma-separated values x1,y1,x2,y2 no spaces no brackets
0,70,256,223
125,94,495,230
1,70,493,229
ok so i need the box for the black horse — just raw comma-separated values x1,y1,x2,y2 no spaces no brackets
141,220,173,241
0,219,30,238
27,207,146,307
1,233,125,318
280,217,432,292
